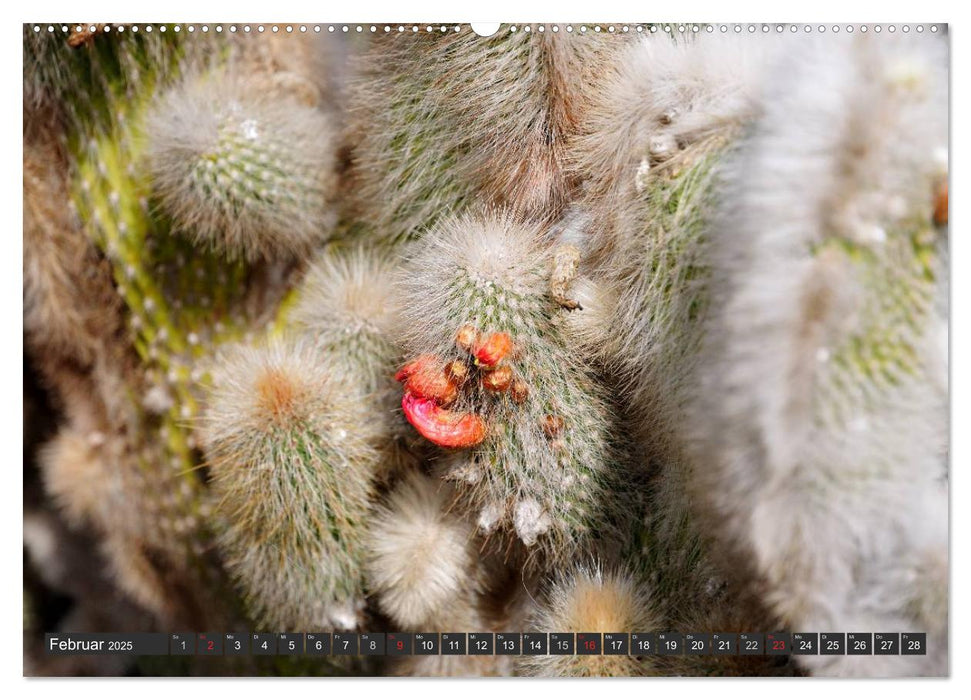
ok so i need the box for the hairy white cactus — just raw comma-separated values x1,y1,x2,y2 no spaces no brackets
685,34,949,677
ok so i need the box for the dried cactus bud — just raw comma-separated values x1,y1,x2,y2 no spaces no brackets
482,365,513,393
510,379,530,404
473,332,513,368
542,415,565,438
551,244,583,311
401,393,487,449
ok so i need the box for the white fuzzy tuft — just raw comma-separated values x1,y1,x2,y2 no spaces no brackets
365,472,481,629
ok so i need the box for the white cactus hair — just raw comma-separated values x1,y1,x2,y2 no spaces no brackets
293,246,414,480
570,30,784,448
145,68,338,261
293,246,401,387
519,564,662,677
395,210,620,564
365,471,482,630
346,29,624,243
573,30,781,259
40,428,108,529
685,33,948,677
200,337,378,630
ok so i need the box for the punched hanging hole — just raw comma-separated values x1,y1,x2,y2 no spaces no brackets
471,23,502,37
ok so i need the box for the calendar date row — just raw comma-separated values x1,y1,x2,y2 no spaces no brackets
47,632,927,656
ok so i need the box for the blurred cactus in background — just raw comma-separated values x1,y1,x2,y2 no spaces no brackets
23,23,948,678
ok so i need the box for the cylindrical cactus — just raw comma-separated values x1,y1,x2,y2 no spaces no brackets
200,337,380,630
291,246,416,480
145,69,339,261
393,210,622,566
570,32,780,442
685,34,949,677
345,27,625,244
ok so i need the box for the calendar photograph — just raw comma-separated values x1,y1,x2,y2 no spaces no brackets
22,21,949,678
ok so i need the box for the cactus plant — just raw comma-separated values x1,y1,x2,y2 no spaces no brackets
365,472,484,630
201,338,380,630
519,566,662,677
344,27,625,244
684,34,949,677
23,24,948,679
146,69,338,261
393,210,624,567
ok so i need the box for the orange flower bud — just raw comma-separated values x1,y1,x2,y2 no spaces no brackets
542,415,564,438
455,324,480,353
482,365,513,392
474,332,513,368
510,379,529,404
395,355,458,406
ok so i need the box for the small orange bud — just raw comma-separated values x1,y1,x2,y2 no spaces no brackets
542,415,564,438
510,379,529,404
455,324,480,353
474,332,513,368
934,181,948,226
395,355,458,406
482,365,513,392
394,354,434,383
445,360,470,385
402,393,487,449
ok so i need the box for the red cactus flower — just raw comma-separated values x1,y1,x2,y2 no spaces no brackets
402,392,486,448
